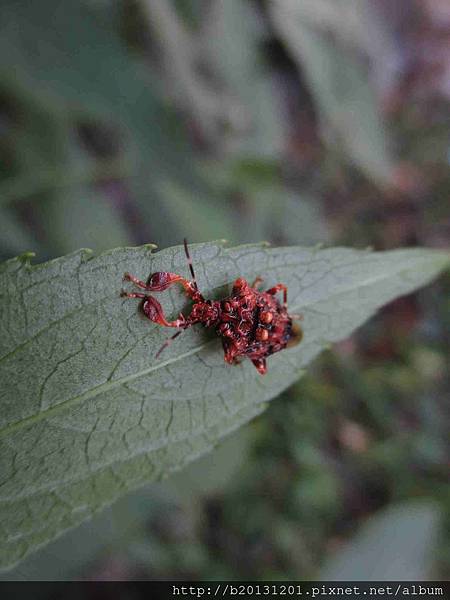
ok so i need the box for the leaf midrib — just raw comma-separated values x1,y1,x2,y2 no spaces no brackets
0,341,209,439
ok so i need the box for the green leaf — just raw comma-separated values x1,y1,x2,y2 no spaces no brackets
270,0,393,184
0,0,200,247
201,0,283,158
0,242,448,569
320,501,441,580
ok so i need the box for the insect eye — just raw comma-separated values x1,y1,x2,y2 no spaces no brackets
286,322,303,348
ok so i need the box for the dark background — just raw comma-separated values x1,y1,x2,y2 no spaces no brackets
0,0,449,581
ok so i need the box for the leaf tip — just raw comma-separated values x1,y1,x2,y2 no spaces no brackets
143,243,158,251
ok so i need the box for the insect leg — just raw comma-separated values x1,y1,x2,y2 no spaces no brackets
149,239,198,297
147,272,201,298
142,296,186,328
124,271,202,301
120,291,148,299
251,358,267,375
155,330,183,359
251,276,264,289
266,283,288,306
123,273,149,289
222,339,239,365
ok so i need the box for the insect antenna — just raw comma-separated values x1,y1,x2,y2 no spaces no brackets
184,238,198,290
155,329,184,359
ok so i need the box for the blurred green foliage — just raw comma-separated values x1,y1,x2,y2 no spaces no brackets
0,0,329,261
0,0,449,582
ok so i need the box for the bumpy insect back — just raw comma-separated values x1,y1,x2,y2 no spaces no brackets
121,241,303,374
217,277,302,374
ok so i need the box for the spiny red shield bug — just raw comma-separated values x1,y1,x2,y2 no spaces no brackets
121,240,303,374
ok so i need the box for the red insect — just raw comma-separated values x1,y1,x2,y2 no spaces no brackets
121,240,303,374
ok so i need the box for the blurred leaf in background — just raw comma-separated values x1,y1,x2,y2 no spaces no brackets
270,0,393,185
0,0,330,261
0,0,215,255
320,501,441,581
